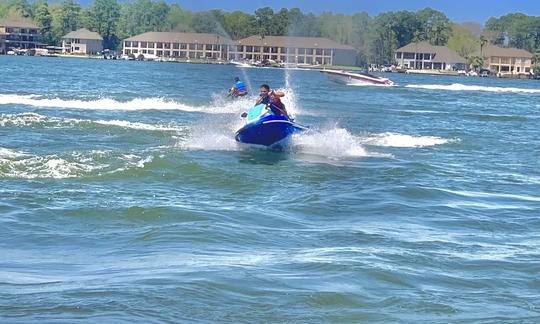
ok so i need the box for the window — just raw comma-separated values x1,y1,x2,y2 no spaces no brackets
246,46,253,52
237,45,243,51
298,48,306,55
141,42,147,47
132,41,139,47
157,42,163,49
164,43,170,49
323,49,331,56
148,42,155,48
172,51,179,57
157,50,163,56
404,52,415,59
189,43,196,50
253,46,260,52
124,41,130,47
298,56,304,63
179,51,186,58
142,50,147,54
271,47,278,53
197,44,203,50
173,43,179,49
263,46,270,53
148,50,154,54
316,49,323,55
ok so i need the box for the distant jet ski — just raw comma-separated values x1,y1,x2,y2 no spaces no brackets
235,104,308,149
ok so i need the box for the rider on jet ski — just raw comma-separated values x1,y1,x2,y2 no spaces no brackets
256,84,289,117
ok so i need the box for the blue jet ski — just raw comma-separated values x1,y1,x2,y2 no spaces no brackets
235,104,307,148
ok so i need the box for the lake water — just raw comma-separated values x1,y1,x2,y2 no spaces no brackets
1,56,539,322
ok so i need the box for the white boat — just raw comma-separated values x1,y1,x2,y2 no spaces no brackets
320,69,394,86
229,60,252,67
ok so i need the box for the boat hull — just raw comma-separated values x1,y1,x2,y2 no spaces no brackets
321,70,394,86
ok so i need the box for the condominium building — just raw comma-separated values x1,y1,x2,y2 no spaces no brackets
228,36,357,66
0,18,41,53
122,32,232,59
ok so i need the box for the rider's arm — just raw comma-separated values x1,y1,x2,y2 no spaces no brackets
271,90,285,97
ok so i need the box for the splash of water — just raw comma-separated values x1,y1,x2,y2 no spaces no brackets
360,132,455,148
0,93,247,113
0,112,185,132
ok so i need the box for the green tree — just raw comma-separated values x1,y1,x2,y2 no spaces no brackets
532,51,540,69
87,0,120,49
417,8,451,45
469,55,484,70
447,23,479,59
254,7,273,37
222,10,255,39
51,0,81,45
165,4,193,32
368,12,398,64
479,34,488,56
34,0,53,44
13,0,32,18
191,11,218,33
270,8,289,36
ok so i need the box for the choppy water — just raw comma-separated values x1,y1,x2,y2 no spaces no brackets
1,56,539,322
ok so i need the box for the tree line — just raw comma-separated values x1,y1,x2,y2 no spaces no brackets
2,0,540,66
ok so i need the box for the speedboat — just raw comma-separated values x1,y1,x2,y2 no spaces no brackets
235,104,308,149
320,69,394,86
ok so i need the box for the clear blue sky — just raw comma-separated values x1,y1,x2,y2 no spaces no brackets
175,0,540,23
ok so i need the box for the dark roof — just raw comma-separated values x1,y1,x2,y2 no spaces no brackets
476,45,532,58
0,18,39,29
62,28,103,40
396,41,466,63
125,32,232,44
236,36,356,50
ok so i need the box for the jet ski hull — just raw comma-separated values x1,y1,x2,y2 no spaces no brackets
235,104,306,148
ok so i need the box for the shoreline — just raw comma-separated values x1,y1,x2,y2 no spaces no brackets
2,54,538,80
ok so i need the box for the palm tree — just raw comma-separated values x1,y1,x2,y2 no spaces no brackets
532,51,540,68
469,55,484,71
479,35,488,57
532,51,540,76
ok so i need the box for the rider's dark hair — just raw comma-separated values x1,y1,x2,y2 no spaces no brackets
260,84,270,90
